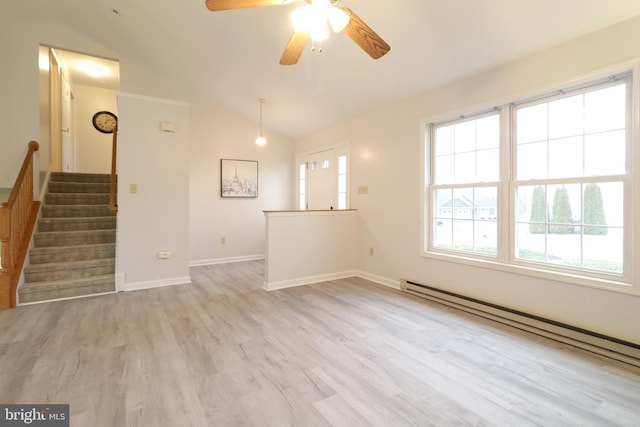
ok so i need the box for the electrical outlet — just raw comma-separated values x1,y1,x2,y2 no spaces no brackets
158,250,171,259
369,247,374,256
220,237,226,244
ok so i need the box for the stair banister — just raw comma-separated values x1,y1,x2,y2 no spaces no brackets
0,141,41,309
109,126,118,213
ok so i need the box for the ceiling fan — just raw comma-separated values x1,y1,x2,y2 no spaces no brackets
205,0,391,65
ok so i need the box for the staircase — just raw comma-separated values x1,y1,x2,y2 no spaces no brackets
18,172,116,304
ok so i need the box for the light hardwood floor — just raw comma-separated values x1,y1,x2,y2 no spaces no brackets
1,260,639,426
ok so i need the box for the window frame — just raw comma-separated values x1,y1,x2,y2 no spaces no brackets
421,62,639,295
428,110,503,259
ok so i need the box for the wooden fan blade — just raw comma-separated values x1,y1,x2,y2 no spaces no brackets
279,31,310,65
205,0,293,12
341,8,390,60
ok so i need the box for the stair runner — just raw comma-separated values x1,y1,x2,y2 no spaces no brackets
18,172,116,303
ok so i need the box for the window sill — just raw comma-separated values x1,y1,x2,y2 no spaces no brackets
420,250,638,297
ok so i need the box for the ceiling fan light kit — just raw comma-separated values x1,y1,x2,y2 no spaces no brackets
290,0,350,40
205,0,390,65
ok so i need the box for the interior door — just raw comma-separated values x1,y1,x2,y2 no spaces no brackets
306,149,337,210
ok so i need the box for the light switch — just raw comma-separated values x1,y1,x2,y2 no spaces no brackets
130,184,137,194
358,185,369,195
160,122,176,132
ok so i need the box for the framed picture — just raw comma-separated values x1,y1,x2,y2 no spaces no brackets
221,159,258,198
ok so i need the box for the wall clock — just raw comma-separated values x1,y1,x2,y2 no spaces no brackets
92,111,118,134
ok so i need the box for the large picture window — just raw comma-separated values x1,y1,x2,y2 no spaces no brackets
425,72,633,286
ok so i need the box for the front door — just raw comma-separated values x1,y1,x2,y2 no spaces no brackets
306,149,337,210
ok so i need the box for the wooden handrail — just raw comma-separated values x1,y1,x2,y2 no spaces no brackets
0,141,41,309
109,126,118,213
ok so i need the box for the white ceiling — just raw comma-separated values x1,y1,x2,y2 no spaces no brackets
5,0,640,139
52,49,120,91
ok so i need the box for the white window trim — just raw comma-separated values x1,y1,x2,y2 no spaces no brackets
420,60,640,297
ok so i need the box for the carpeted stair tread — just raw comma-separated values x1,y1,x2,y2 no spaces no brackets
42,204,115,218
34,229,116,247
45,192,110,205
19,275,115,303
24,258,115,282
25,258,115,273
38,216,116,232
50,172,112,183
48,181,111,194
29,243,115,264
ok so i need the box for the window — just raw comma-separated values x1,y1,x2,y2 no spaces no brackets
298,162,306,210
431,113,500,256
514,82,627,275
337,155,348,209
425,72,633,286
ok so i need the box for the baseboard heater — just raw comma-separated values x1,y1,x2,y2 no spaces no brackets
401,279,640,368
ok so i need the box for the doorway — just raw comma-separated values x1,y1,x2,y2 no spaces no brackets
296,143,350,210
41,46,120,175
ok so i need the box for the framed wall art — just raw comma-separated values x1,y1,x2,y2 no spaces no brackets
220,159,258,198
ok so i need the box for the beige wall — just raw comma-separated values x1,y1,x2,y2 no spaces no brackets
73,84,118,173
188,100,295,265
0,15,294,293
294,16,640,344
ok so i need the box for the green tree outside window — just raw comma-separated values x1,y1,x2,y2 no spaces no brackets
550,185,574,234
584,183,607,235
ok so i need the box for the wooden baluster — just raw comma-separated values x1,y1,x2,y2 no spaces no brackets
0,141,40,309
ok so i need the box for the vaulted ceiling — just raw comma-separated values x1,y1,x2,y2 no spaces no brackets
5,1,640,139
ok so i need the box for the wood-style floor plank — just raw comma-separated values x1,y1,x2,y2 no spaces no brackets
1,260,639,426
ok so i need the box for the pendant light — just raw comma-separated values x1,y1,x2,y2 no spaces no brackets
256,97,267,146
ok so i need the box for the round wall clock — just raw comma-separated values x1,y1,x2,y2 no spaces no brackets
92,111,118,134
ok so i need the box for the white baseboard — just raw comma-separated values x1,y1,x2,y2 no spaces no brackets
18,291,116,306
115,273,125,292
355,270,400,289
263,270,398,292
125,276,192,292
263,270,358,291
189,254,264,267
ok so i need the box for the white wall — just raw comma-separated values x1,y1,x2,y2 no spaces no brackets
73,84,118,173
37,45,51,194
116,93,191,289
264,210,357,290
0,21,44,187
188,101,294,265
0,14,290,291
294,16,640,344
0,17,186,187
